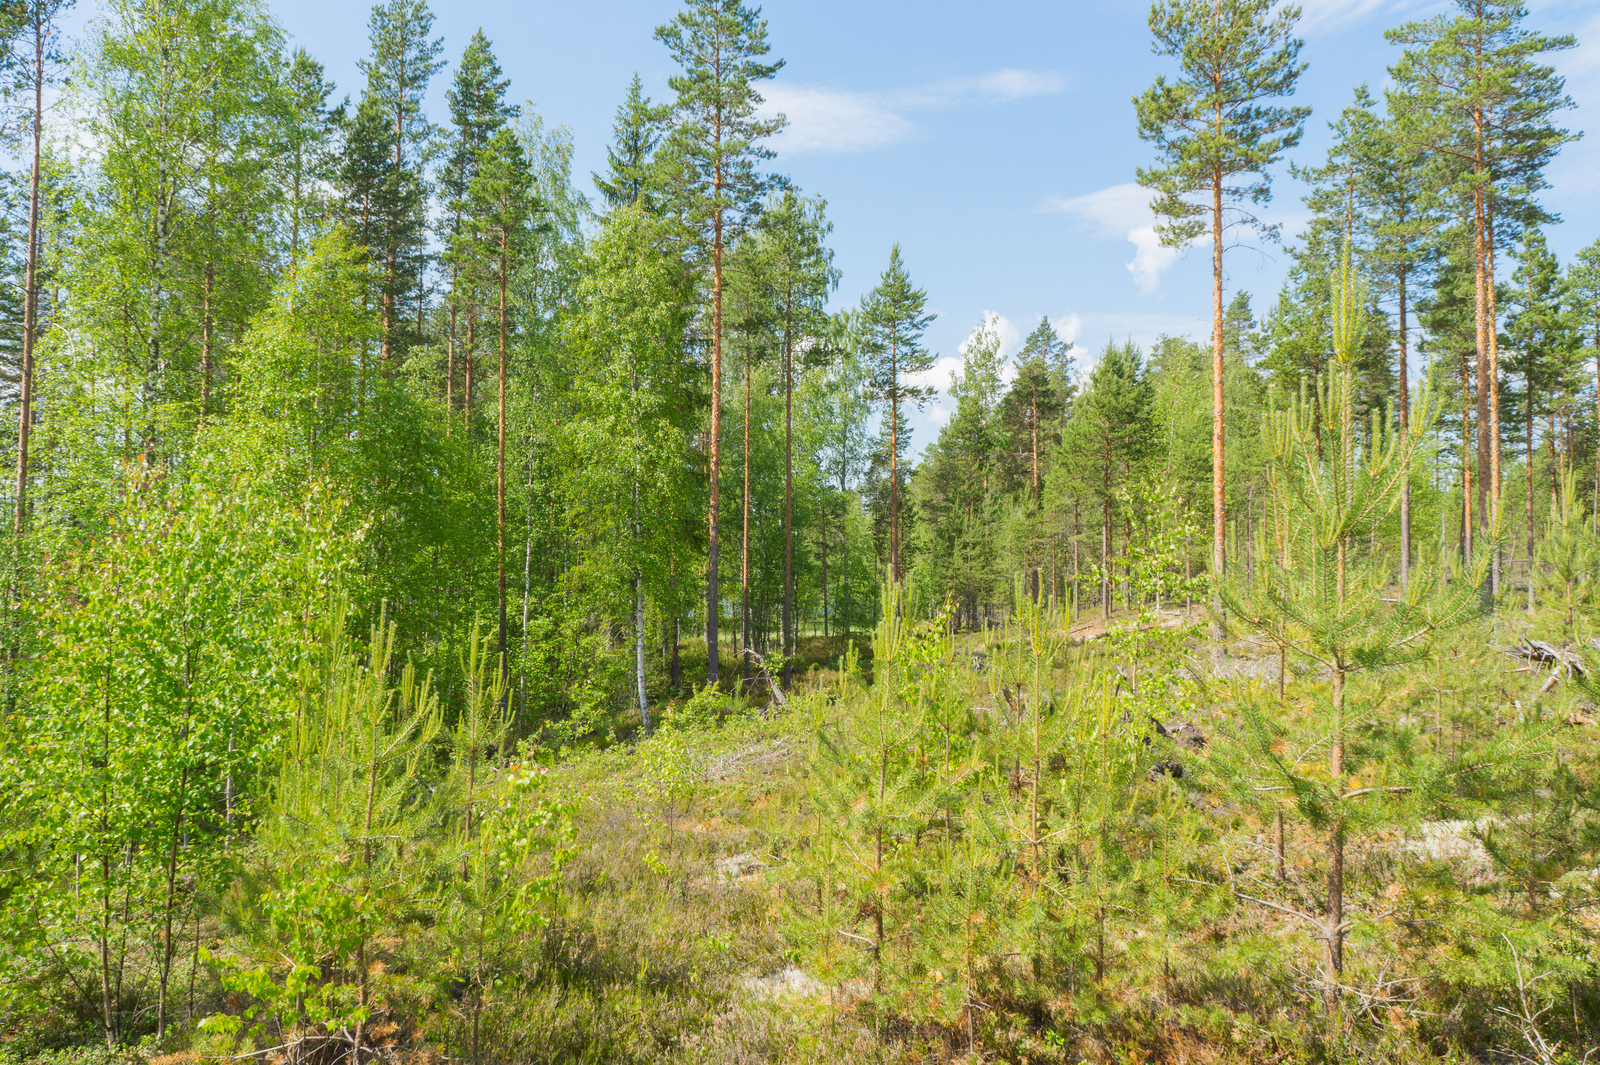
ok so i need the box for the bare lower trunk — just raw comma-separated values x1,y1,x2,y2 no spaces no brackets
446,298,457,433
1325,823,1344,1011
464,316,475,428
1472,179,1491,598
741,351,751,688
783,328,794,687
497,239,509,695
1527,400,1536,615
1211,171,1226,590
1101,508,1111,621
708,209,724,684
1487,212,1502,596
1398,271,1411,593
890,393,901,583
1593,332,1600,520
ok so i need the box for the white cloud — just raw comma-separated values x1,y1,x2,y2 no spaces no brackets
1540,7,1600,197
904,354,963,394
1069,311,1214,357
758,83,916,154
967,69,1069,101
1043,183,1182,294
1294,0,1437,34
1052,312,1083,347
759,68,1066,156
958,311,1023,357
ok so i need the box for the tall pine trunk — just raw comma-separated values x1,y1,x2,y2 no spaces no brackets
1031,381,1041,601
1487,213,1502,595
707,201,724,684
446,274,458,432
741,348,751,688
1211,154,1227,589
1527,391,1536,614
497,222,508,693
1593,320,1600,520
783,300,794,687
1398,266,1411,592
1472,149,1492,594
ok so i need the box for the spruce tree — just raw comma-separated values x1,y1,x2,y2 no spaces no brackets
441,30,512,423
355,0,444,363
282,49,339,277
859,245,934,584
1565,239,1600,516
916,317,1006,622
1134,0,1309,586
655,0,785,684
593,73,668,213
1055,339,1156,619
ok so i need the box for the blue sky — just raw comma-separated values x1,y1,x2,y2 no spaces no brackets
65,0,1600,455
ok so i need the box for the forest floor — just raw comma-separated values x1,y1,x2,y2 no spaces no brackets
12,614,1591,1063
529,611,1600,1063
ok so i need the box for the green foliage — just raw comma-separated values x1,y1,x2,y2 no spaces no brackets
1135,0,1310,250
7,0,1600,1059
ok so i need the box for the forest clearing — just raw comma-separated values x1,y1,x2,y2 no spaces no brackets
4,0,1600,1060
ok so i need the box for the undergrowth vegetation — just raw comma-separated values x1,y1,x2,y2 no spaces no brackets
9,569,1600,1063
4,0,1600,1059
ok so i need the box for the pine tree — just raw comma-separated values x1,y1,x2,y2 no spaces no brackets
749,190,835,684
860,245,934,584
655,0,785,684
339,94,410,397
805,312,874,641
1387,1,1577,592
466,127,534,693
1134,0,1308,588
1505,229,1573,610
1222,250,1485,1014
1366,104,1439,592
